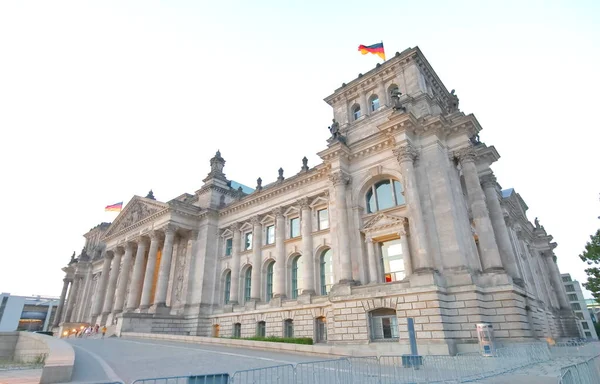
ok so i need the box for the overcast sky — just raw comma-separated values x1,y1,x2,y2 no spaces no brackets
1,0,599,298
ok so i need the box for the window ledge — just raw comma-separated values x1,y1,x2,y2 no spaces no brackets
240,250,252,256
312,228,330,235
285,237,302,244
362,205,407,219
261,243,276,250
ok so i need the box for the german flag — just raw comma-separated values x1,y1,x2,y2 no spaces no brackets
105,202,123,212
358,42,385,60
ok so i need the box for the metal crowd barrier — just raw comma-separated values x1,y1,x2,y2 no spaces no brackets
132,373,229,384
560,354,600,384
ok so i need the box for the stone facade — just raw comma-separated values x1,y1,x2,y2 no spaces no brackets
55,47,578,354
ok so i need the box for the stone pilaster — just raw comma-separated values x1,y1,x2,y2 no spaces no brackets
273,209,286,298
250,216,262,300
153,225,177,308
127,237,149,311
399,222,413,278
53,278,70,327
300,198,315,295
140,231,160,309
229,223,241,304
393,144,433,272
329,171,353,283
456,146,504,272
113,242,135,314
365,236,379,283
481,174,522,283
102,249,122,316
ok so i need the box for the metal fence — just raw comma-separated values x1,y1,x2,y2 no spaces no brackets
0,352,48,371
132,373,230,384
560,354,600,384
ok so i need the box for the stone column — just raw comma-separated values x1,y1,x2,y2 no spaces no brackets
250,217,263,300
300,198,315,295
377,79,387,107
102,248,123,316
113,242,135,313
227,223,241,304
329,171,353,283
393,144,433,272
544,253,570,309
456,146,504,272
154,225,177,307
399,226,413,278
273,209,287,297
127,237,149,311
366,236,379,284
481,174,522,281
92,253,112,318
140,232,160,309
52,278,70,327
65,276,81,322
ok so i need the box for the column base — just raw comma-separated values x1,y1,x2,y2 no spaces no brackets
269,296,283,307
298,290,315,304
474,270,512,287
409,270,445,288
149,303,171,315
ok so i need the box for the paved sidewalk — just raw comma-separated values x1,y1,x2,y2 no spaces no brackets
0,369,42,384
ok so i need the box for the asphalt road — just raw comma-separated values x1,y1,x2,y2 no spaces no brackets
67,337,320,383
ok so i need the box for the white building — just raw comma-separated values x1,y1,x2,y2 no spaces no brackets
55,47,578,355
561,274,598,340
0,293,59,332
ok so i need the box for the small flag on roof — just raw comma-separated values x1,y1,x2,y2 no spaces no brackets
105,202,123,212
358,42,385,60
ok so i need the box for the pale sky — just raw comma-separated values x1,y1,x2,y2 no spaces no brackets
1,0,599,298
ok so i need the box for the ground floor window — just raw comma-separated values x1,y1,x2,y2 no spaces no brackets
284,319,294,338
316,317,327,343
369,308,398,341
233,322,241,338
256,321,266,337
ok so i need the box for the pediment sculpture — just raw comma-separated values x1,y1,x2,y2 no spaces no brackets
362,213,407,233
104,198,167,237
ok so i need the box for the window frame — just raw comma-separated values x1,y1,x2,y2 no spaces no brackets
290,217,300,238
244,232,253,251
256,321,266,337
224,271,231,304
233,323,241,338
366,179,406,214
317,208,329,231
380,239,405,283
352,104,361,120
244,267,252,302
266,262,274,302
369,309,399,342
315,316,327,343
369,95,380,112
266,225,275,245
284,319,294,338
225,238,233,256
320,249,333,295
291,255,302,299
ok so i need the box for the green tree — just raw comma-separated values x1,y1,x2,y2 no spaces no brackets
580,228,600,302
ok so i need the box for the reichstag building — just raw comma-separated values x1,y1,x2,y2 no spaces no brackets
53,47,578,354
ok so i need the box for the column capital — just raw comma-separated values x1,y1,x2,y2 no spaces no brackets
230,222,240,232
190,229,199,239
393,143,418,164
250,215,261,226
162,224,179,237
297,197,310,210
149,230,161,241
480,173,497,189
272,207,284,218
114,247,125,256
125,241,137,252
63,277,72,283
329,170,351,187
364,235,374,243
454,145,476,164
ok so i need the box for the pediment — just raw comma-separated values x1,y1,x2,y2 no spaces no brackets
362,212,407,232
104,196,168,238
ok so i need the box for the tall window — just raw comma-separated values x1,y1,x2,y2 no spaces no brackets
244,267,252,302
381,239,405,282
568,294,577,301
370,95,380,111
266,225,275,245
224,271,231,304
284,319,294,338
370,308,398,341
292,255,304,299
233,323,241,338
244,232,253,250
352,104,361,120
290,217,300,238
225,238,233,256
320,249,334,295
266,262,274,302
572,303,581,311
583,322,590,330
318,209,329,230
366,179,405,213
256,321,266,337
316,317,327,343
566,285,575,292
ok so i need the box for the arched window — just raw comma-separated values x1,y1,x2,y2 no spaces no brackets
388,84,399,100
266,262,274,302
366,179,406,213
315,317,327,343
256,321,266,337
224,271,231,304
244,267,252,302
291,255,304,299
369,308,398,341
352,104,361,120
369,95,380,111
320,249,334,295
233,322,241,338
284,319,294,338
380,239,405,282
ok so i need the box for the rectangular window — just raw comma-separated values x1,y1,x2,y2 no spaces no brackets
225,238,233,256
562,276,572,282
318,209,329,230
582,322,589,330
568,294,578,301
566,285,575,292
370,314,399,341
572,303,581,311
290,217,300,238
381,239,405,282
257,322,266,337
576,312,584,320
266,225,275,245
244,232,253,250
585,332,592,338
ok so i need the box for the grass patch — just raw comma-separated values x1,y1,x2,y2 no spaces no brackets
231,336,313,345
